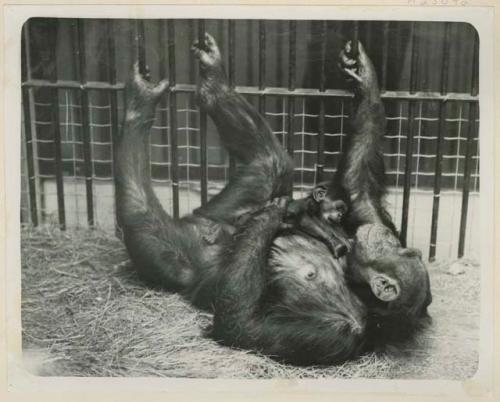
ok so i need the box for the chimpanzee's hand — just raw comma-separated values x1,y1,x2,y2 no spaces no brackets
265,196,295,230
192,33,224,74
338,41,378,95
125,62,169,121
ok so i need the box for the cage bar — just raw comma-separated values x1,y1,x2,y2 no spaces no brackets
134,20,146,75
22,87,39,226
168,20,180,218
46,22,66,229
158,21,170,172
457,102,477,258
399,22,418,246
21,23,39,226
227,20,236,177
106,20,121,233
315,21,327,182
21,79,478,102
471,30,479,97
381,21,389,92
51,88,66,229
75,19,95,227
258,21,266,115
351,21,359,58
286,20,297,157
428,22,451,261
198,20,209,205
458,31,480,258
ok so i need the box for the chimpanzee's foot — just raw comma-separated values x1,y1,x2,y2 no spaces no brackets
192,33,228,108
125,62,169,122
338,41,379,95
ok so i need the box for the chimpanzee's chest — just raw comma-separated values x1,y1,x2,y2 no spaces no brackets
268,232,340,274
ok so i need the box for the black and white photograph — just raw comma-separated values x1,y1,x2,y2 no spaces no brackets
10,6,493,387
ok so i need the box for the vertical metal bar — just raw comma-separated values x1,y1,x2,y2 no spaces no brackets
458,31,479,257
351,21,359,58
134,20,146,75
22,87,39,226
198,20,208,205
381,21,390,92
52,88,66,229
168,20,180,218
47,22,66,229
457,102,477,258
106,20,121,233
22,22,39,226
286,20,297,158
227,20,236,178
399,22,418,246
470,29,479,97
75,19,95,227
258,20,266,115
315,21,327,183
158,20,170,169
428,22,451,261
227,20,236,89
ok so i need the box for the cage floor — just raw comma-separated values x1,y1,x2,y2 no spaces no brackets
21,226,479,379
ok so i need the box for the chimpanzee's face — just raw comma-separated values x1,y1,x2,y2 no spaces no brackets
311,184,348,225
348,224,432,317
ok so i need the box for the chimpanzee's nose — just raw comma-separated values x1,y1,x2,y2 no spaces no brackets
334,244,348,258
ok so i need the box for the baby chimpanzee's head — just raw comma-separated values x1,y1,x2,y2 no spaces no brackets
310,184,348,225
347,223,432,319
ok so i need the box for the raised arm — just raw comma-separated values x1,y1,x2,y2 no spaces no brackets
328,41,395,233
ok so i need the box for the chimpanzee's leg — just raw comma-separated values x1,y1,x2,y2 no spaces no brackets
115,64,205,291
191,34,293,224
328,41,396,233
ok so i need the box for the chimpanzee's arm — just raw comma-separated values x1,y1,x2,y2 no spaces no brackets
329,41,395,231
211,199,287,336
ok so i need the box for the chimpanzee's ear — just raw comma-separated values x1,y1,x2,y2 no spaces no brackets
398,247,422,259
312,185,328,202
369,274,400,302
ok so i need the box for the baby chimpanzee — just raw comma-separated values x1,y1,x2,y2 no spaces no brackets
285,185,351,258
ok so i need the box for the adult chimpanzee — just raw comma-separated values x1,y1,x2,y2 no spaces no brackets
330,41,432,338
115,33,431,366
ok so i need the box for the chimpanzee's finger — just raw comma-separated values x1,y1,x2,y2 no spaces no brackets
339,51,357,68
337,63,362,83
204,32,217,48
191,45,203,57
151,79,169,97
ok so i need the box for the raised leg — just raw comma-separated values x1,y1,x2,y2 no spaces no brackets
192,34,293,224
115,64,204,291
